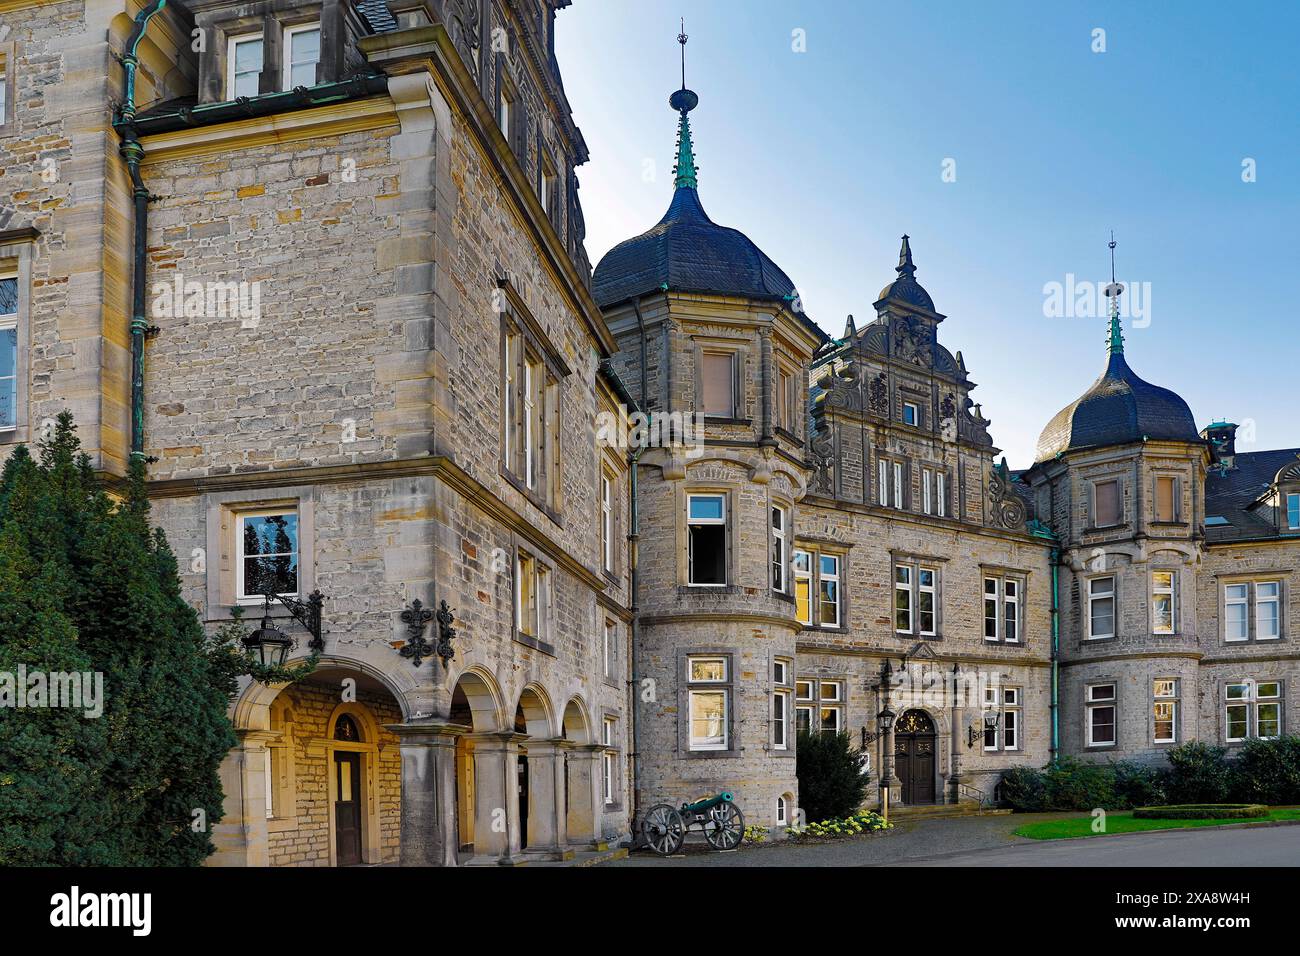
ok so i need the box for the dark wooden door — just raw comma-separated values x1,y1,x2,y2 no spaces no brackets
334,751,362,866
894,710,937,805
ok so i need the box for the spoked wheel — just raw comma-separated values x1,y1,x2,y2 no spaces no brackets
641,803,686,856
704,800,745,851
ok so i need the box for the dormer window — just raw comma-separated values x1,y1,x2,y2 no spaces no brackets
228,33,264,99
283,24,322,89
1288,492,1300,531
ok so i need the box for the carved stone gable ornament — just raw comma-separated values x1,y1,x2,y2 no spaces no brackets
988,457,1029,530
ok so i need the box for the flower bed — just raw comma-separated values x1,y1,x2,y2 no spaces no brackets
1132,803,1268,820
785,811,893,841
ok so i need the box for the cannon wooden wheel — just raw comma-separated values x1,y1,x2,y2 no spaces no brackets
703,799,744,851
641,803,686,856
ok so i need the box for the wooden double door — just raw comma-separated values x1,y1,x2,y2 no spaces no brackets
894,710,937,805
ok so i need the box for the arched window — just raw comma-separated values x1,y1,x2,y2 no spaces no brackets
334,714,361,742
776,794,788,825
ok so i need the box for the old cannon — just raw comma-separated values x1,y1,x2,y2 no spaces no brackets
640,791,745,855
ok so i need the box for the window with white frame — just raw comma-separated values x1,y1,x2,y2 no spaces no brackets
1224,581,1282,643
819,553,841,627
895,565,913,633
687,494,727,586
1153,678,1178,743
602,717,617,805
237,509,299,602
539,152,556,218
501,322,561,507
793,548,844,629
795,679,844,736
902,400,919,426
497,83,512,138
983,574,1023,644
776,366,794,433
893,460,904,509
794,679,814,735
1288,493,1300,530
1151,570,1177,634
922,467,933,515
919,466,949,517
514,551,551,645
0,49,7,122
772,662,790,751
227,33,264,99
602,619,615,679
877,456,905,509
983,685,1020,751
771,505,788,593
894,559,938,636
1088,576,1116,640
0,274,16,431
878,458,888,507
1086,683,1117,747
1225,681,1282,742
600,470,614,574
776,794,789,825
793,550,813,625
282,23,321,88
936,471,946,517
687,656,729,750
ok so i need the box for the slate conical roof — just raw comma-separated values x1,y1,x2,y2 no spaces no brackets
591,88,801,311
1035,261,1198,462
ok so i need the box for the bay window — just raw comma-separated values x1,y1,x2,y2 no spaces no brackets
1088,576,1115,640
687,656,730,751
771,505,788,593
1151,570,1177,634
1153,678,1178,743
793,548,842,628
701,350,736,418
687,494,727,586
1086,683,1117,748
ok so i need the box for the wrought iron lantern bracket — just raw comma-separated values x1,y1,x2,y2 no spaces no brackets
264,590,326,652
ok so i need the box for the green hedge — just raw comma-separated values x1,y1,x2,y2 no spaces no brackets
1133,804,1268,820
1000,737,1300,812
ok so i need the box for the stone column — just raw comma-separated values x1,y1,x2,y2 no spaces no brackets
565,741,599,846
209,729,275,867
469,732,527,864
522,738,569,857
949,665,965,805
387,720,467,867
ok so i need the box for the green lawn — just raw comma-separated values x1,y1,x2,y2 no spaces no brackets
1015,807,1300,840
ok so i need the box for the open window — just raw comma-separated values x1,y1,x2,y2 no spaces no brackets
687,494,727,586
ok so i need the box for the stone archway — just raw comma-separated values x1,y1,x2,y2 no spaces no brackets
512,685,568,858
448,668,506,863
562,697,600,847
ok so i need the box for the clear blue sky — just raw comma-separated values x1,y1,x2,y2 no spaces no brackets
555,0,1299,467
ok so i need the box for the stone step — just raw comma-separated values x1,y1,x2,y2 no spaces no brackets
888,802,1011,821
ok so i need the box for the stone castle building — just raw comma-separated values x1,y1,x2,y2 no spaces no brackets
0,1,1295,864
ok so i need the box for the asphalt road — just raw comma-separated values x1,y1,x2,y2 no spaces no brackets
607,814,1300,867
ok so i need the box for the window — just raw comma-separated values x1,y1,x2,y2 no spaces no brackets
1155,475,1178,522
776,367,793,433
902,401,919,426
895,565,912,633
513,551,550,646
770,506,788,593
227,33,264,99
503,331,519,466
1151,570,1177,635
773,656,793,749
500,321,561,507
497,84,512,138
1257,582,1281,639
1086,683,1117,747
1094,478,1121,527
878,458,888,507
794,678,844,735
539,153,556,217
1088,576,1115,640
1224,580,1285,643
602,717,617,805
282,23,321,88
0,275,15,431
983,574,1023,643
701,351,735,418
936,472,946,517
893,461,903,509
600,471,614,574
0,49,6,122
1288,493,1300,530
1153,679,1178,743
1226,681,1283,742
602,619,614,679
922,467,933,515
687,494,727,586
795,680,813,735
237,510,299,602
983,685,1020,752
776,795,789,825
917,567,936,635
793,550,812,625
687,656,729,751
818,554,842,627
819,680,843,734
877,456,906,509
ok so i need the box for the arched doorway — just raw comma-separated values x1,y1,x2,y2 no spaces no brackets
894,709,937,805
562,698,597,845
514,686,554,852
332,714,364,866
448,669,503,859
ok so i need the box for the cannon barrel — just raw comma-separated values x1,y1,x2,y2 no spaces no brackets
680,791,734,813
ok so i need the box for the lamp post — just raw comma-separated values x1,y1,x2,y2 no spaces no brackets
967,710,1002,749
876,657,898,822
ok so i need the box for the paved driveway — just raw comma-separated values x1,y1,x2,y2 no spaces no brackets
604,813,1300,867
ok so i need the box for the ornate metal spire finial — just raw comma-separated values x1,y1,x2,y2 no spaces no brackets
669,21,699,188
896,234,916,276
678,18,688,90
1104,231,1124,355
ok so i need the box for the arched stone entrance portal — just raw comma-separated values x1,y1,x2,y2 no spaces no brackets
894,709,937,805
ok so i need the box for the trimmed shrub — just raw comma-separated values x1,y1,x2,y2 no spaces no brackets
1112,761,1169,808
999,765,1049,812
795,729,870,822
1133,804,1267,820
1233,736,1300,806
1164,742,1235,804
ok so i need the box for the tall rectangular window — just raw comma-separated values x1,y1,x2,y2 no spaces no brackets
497,85,512,137
1151,570,1176,634
228,33,264,99
1225,581,1283,643
793,549,812,625
902,401,919,426
984,686,1020,751
936,472,946,517
503,331,519,468
1153,679,1178,743
893,461,904,509
1088,576,1115,639
1226,681,1283,742
922,467,933,515
1287,493,1300,530
894,558,940,637
1094,478,1121,527
283,23,321,88
984,577,999,641
687,494,727,586
894,565,913,633
772,688,789,750
983,574,1023,643
878,458,888,507
602,619,614,678
1155,476,1177,522
514,552,539,637
1004,579,1020,643
1225,583,1249,641
795,680,813,735
237,509,299,602
602,717,617,805
819,680,843,734
600,471,614,574
1257,582,1280,639
917,566,936,636
770,505,788,593
701,351,735,418
1086,683,1117,747
0,275,16,431
687,656,729,751
818,554,841,627
776,368,793,432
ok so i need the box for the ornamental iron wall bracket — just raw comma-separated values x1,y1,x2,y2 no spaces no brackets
399,599,436,667
435,600,457,669
265,590,326,652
